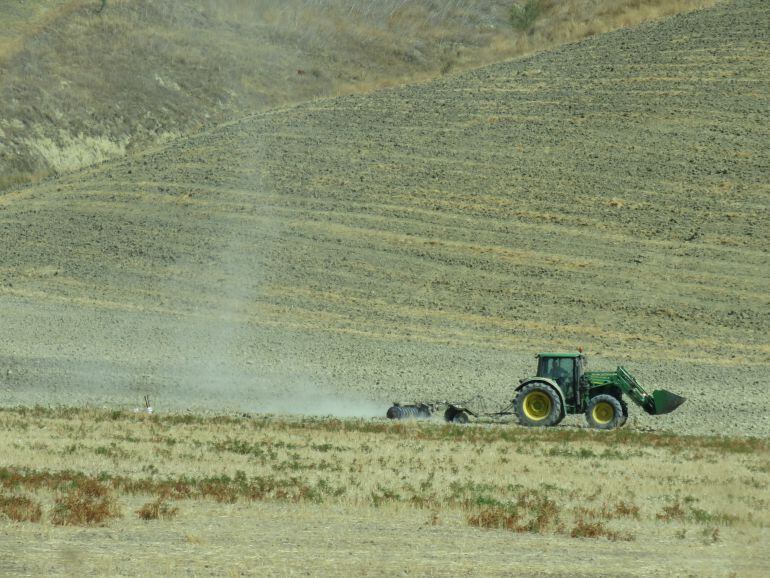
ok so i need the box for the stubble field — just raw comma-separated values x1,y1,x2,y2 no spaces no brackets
1,407,768,576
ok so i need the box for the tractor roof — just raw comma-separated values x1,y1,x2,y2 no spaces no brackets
537,352,583,358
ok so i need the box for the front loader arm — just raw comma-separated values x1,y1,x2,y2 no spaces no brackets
585,367,685,415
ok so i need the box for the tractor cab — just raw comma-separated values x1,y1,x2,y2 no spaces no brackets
536,352,585,409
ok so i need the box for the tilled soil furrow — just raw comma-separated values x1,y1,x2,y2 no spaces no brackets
0,0,767,436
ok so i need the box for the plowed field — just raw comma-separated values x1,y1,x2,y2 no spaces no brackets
1,0,768,436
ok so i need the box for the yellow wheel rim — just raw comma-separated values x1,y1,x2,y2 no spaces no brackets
592,401,615,425
523,391,552,421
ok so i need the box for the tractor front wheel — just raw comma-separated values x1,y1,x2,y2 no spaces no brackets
618,399,628,427
585,395,624,430
514,383,562,427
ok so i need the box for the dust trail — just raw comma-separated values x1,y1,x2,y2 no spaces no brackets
147,97,386,420
206,377,386,419
150,359,386,418
254,390,384,418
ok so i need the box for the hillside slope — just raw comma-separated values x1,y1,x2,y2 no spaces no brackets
0,0,716,189
1,0,768,435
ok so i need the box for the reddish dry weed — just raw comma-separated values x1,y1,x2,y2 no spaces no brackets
50,480,121,526
0,493,43,523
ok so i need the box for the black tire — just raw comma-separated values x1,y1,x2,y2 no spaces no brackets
585,394,624,430
452,411,469,424
444,407,469,424
514,383,562,427
618,399,629,427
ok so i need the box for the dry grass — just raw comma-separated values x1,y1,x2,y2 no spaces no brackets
0,493,43,523
570,519,633,541
0,0,89,64
0,406,766,574
49,479,121,526
0,407,766,540
136,495,178,520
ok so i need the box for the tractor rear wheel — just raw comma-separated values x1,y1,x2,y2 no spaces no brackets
585,395,624,430
514,383,562,427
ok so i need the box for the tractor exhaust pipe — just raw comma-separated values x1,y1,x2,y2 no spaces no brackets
386,404,432,420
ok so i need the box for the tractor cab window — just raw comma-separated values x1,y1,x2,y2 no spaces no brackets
539,357,576,398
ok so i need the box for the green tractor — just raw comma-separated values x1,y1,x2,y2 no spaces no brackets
514,352,685,429
385,352,685,429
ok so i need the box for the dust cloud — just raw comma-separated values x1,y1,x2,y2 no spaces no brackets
145,53,386,420
150,355,386,418
237,382,385,419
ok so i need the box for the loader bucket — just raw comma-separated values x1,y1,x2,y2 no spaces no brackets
650,389,686,415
